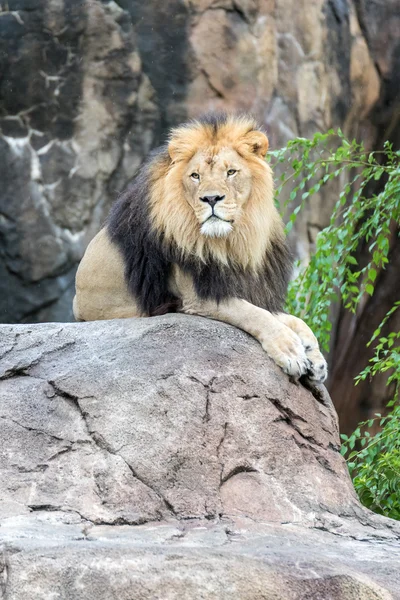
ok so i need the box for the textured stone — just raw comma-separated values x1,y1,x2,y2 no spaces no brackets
0,315,348,521
0,0,159,323
0,315,400,598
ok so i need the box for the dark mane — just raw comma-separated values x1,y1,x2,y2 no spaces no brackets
108,145,292,317
196,111,266,138
197,111,229,134
108,146,181,317
181,240,292,312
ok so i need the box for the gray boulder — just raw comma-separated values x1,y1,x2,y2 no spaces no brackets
0,315,399,599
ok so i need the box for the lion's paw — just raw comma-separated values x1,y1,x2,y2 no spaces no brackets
304,346,328,383
273,313,328,384
262,328,310,379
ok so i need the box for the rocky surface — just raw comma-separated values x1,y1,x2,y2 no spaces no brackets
0,0,159,323
1,315,400,598
1,0,399,325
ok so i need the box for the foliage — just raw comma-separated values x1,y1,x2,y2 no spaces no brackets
341,304,400,519
269,130,400,352
340,408,400,520
268,131,400,519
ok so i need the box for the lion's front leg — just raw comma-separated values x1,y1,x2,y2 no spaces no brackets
275,314,328,383
171,267,310,378
182,299,310,379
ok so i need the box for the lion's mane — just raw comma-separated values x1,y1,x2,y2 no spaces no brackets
108,114,292,317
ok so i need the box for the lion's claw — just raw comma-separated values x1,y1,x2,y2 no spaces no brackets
304,349,328,383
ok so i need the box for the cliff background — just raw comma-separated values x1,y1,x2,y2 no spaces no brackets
0,0,399,431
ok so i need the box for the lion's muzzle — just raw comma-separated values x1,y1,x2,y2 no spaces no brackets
199,194,225,208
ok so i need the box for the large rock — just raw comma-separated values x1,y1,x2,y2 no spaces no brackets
1,315,399,599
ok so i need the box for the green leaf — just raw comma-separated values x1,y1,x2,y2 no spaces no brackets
366,284,374,296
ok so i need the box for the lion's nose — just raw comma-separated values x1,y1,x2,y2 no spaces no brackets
200,195,225,208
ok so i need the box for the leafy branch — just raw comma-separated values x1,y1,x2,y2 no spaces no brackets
269,130,399,352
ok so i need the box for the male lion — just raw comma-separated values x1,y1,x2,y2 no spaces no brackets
73,114,327,382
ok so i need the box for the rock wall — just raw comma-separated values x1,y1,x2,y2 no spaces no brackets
1,316,400,599
0,1,159,323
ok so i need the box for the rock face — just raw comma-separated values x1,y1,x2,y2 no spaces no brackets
1,315,399,599
1,0,398,325
0,1,159,323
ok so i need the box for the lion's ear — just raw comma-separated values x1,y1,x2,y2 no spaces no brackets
168,138,181,162
241,130,269,158
168,127,197,162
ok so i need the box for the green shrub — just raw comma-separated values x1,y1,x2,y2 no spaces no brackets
268,131,400,519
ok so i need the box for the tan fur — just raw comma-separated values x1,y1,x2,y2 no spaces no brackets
74,228,143,321
73,116,328,382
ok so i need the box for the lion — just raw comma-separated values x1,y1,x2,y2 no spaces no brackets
73,114,327,382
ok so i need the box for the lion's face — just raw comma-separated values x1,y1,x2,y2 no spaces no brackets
150,115,281,269
182,147,253,238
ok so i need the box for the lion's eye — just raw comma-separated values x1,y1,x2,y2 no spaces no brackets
227,169,237,177
190,172,200,180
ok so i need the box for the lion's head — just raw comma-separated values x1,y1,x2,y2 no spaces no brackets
148,114,283,271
